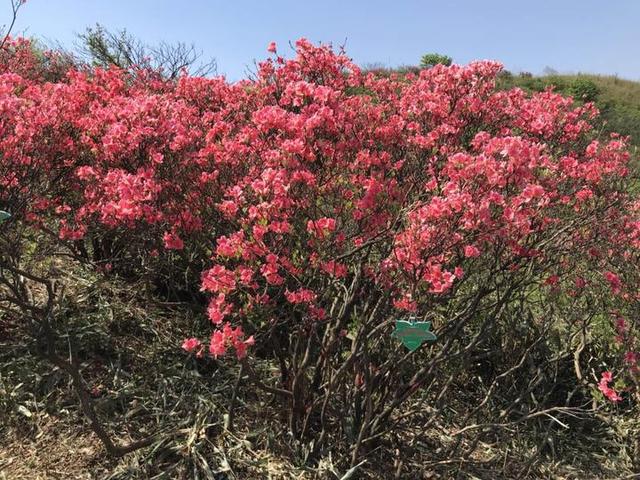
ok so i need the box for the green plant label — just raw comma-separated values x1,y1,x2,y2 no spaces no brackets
0,210,10,223
393,320,437,351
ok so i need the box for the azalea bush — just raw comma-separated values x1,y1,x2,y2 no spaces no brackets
1,36,638,464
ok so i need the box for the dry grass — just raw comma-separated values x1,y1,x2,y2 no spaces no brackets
1,261,638,479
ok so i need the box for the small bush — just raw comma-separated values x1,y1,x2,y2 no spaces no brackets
420,52,452,68
570,77,600,102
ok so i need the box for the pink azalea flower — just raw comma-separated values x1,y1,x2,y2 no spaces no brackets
163,231,184,250
182,338,202,353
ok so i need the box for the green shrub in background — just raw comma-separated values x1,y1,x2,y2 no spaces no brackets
420,52,452,68
570,77,600,102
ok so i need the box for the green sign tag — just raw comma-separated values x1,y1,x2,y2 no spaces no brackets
393,320,437,351
0,211,10,223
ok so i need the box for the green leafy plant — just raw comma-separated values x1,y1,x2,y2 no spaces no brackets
420,52,452,68
570,77,600,102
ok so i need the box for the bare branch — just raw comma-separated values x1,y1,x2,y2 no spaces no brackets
0,0,25,51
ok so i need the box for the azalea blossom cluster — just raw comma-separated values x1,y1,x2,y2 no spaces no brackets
0,37,637,399
599,371,622,403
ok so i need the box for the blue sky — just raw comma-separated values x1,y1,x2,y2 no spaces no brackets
7,0,640,81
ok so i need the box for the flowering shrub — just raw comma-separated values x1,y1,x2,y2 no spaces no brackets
1,36,638,460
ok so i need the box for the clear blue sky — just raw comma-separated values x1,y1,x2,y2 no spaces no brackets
7,0,640,81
